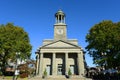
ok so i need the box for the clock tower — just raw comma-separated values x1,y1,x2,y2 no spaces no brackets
54,10,67,41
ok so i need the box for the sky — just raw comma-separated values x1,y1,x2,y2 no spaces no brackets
0,0,120,67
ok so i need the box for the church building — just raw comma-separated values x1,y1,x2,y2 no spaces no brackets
35,10,85,77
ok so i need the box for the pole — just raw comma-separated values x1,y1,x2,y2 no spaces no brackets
13,52,17,80
13,52,20,80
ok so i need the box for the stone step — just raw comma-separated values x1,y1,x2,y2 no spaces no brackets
29,78,92,80
29,76,92,80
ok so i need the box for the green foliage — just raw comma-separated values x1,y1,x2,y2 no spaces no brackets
0,71,3,76
68,68,72,75
0,23,32,73
43,69,47,76
86,20,120,68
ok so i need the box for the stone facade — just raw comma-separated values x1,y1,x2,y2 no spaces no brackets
35,10,85,77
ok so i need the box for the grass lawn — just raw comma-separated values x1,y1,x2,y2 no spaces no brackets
0,76,28,80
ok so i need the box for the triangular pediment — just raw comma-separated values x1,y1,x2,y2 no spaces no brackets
41,40,80,48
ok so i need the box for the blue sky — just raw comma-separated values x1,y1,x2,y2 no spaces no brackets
0,0,120,67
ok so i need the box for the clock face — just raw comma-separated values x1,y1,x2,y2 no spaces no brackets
57,29,63,34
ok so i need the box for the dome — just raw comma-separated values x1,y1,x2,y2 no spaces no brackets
55,9,65,17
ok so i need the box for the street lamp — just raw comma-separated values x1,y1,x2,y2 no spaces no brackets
101,52,107,70
13,52,20,80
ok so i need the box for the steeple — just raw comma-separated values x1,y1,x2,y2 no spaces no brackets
55,9,66,24
54,10,67,41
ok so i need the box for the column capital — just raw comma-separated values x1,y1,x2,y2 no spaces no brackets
53,52,56,54
65,52,68,54
78,51,83,54
40,52,44,54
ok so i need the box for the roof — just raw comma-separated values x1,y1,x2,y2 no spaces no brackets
40,40,82,49
55,9,65,17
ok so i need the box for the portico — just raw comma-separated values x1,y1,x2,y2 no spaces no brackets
35,10,85,78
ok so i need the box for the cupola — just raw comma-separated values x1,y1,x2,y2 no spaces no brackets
55,9,66,24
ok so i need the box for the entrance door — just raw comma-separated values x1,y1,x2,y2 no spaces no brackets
70,65,75,75
57,64,63,75
46,65,51,75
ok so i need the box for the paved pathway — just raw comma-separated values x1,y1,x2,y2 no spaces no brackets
0,76,92,80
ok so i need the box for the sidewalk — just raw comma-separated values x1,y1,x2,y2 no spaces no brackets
0,76,92,80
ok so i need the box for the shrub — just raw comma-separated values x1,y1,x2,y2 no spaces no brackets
0,71,2,76
20,72,28,78
68,68,72,76
43,69,47,76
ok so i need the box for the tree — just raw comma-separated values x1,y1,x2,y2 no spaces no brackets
85,20,120,68
0,23,32,74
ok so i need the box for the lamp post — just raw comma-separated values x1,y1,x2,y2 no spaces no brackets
13,52,20,80
102,52,107,70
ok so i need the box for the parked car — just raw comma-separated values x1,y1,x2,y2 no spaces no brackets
101,69,118,74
